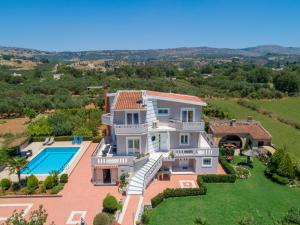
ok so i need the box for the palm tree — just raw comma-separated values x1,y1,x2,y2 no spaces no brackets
7,157,28,183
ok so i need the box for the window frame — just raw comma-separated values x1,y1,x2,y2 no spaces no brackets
126,136,141,154
157,108,170,116
179,133,190,146
125,111,140,125
180,108,195,122
202,157,212,167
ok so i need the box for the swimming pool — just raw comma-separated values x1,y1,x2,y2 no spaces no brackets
21,147,80,174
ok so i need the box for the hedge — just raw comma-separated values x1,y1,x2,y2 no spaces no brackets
151,183,207,208
200,157,237,183
92,136,102,143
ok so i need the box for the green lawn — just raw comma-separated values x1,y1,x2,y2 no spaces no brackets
209,99,300,160
250,97,300,124
148,159,300,225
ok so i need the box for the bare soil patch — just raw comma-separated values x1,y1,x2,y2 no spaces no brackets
0,118,29,135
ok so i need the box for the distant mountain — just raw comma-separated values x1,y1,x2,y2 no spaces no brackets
1,45,300,61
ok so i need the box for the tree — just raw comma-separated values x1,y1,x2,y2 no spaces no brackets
23,107,37,120
273,72,299,94
277,154,295,179
5,205,55,225
7,157,27,183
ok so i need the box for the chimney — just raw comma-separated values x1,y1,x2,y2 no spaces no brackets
230,119,236,126
247,116,253,122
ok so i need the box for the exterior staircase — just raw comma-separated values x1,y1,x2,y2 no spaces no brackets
127,153,163,195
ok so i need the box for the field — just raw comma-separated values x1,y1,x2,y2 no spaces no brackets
148,158,300,225
209,98,300,161
251,97,300,124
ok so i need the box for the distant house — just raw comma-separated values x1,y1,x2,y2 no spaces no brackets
11,72,22,77
53,73,64,80
208,118,272,149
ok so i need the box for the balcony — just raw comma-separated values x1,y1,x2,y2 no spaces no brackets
92,156,134,166
171,147,219,157
169,120,205,131
114,123,148,135
101,113,112,125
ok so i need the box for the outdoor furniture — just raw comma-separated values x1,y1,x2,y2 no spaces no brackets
42,137,50,145
47,137,55,145
79,136,83,144
72,136,77,144
242,149,259,167
20,149,32,158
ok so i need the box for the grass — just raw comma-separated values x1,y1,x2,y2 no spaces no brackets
148,158,300,225
209,99,300,161
250,97,300,124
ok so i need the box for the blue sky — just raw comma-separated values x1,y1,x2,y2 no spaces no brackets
0,0,299,51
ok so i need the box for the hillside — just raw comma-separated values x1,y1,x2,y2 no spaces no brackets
1,45,300,61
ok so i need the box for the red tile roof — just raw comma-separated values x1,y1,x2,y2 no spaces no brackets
113,91,145,110
146,90,205,104
210,120,272,140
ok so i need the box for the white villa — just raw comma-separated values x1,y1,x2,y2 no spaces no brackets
91,90,219,195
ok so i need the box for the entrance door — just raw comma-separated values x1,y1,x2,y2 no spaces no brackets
179,159,189,169
159,133,169,151
103,169,111,184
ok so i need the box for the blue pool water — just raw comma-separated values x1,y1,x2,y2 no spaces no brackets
21,147,80,174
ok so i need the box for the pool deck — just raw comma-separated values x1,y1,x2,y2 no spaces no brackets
0,141,91,181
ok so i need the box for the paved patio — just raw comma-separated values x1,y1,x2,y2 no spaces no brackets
0,143,123,224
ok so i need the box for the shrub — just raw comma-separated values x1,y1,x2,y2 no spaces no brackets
44,176,54,189
201,174,236,183
92,136,102,143
11,182,21,191
50,184,64,194
235,166,251,179
0,178,11,190
50,171,59,186
26,175,39,190
151,193,164,208
40,184,46,193
282,207,300,224
93,212,110,225
60,173,68,183
271,173,289,185
163,188,203,198
25,187,35,195
141,208,151,224
277,153,295,179
0,178,11,191
103,194,119,213
194,216,209,225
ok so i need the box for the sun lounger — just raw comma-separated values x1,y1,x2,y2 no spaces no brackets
42,137,50,145
72,136,77,144
79,136,83,144
47,137,55,145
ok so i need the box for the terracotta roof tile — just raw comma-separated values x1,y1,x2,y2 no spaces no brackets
146,90,205,104
210,120,272,140
113,91,145,110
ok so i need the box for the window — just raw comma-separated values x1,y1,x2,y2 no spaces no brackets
151,135,156,141
180,133,189,145
181,108,195,122
127,137,140,154
157,108,169,116
126,112,139,124
202,157,212,167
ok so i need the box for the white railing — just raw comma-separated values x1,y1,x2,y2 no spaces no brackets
142,155,163,194
169,120,205,131
171,148,219,157
114,123,148,134
101,113,112,125
92,155,134,166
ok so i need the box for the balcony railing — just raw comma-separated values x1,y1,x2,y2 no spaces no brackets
171,147,219,157
92,156,134,166
114,123,148,135
101,113,112,125
169,120,205,131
